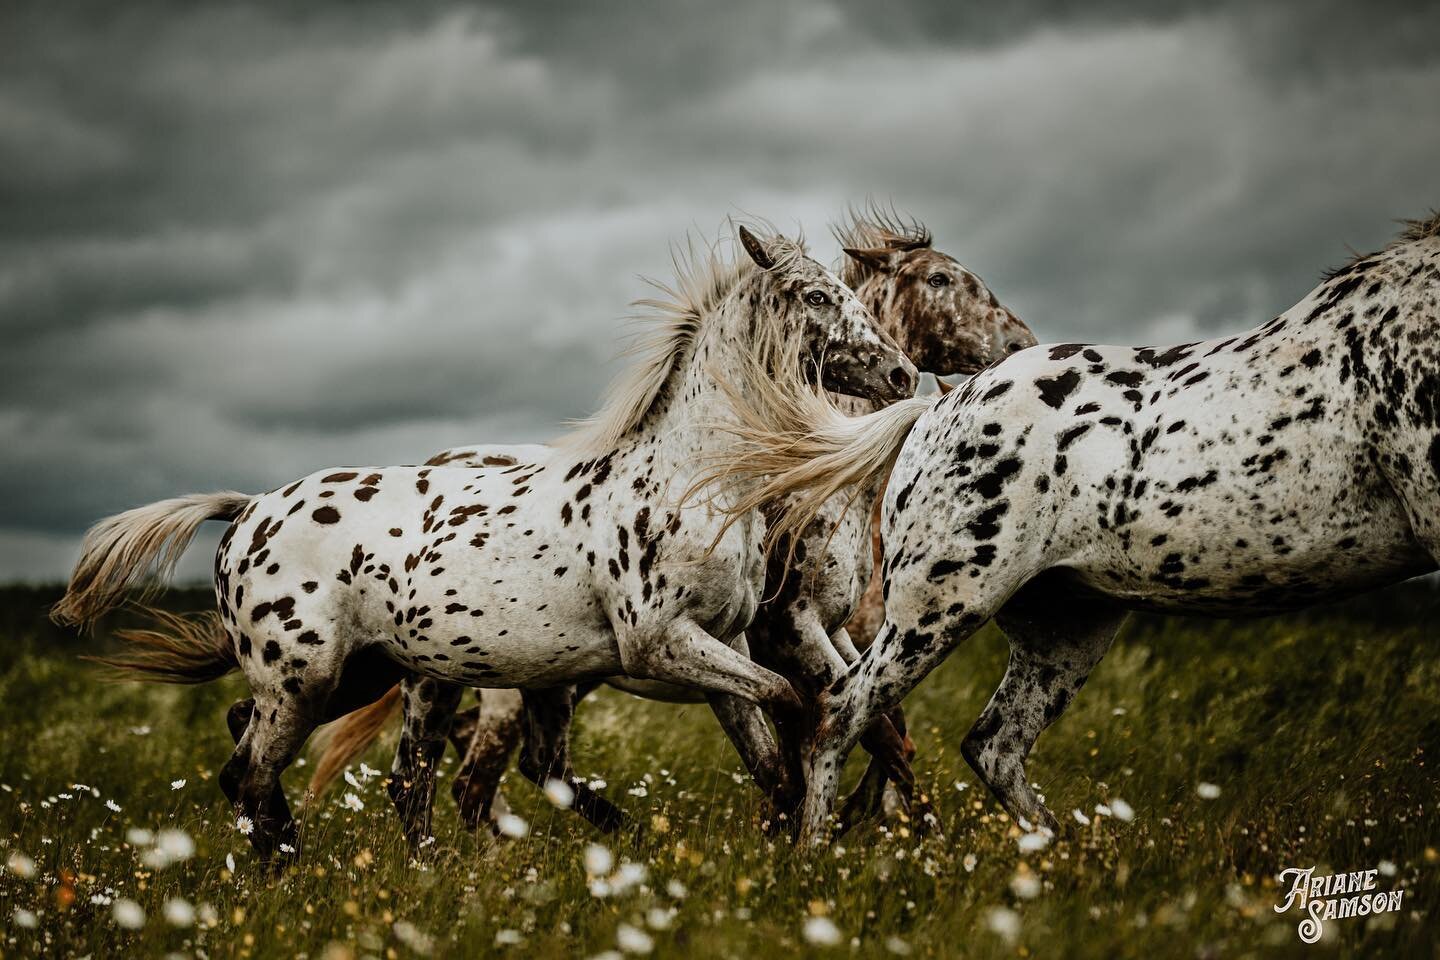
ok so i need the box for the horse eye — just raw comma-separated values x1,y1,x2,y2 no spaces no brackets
927,273,950,288
805,290,831,306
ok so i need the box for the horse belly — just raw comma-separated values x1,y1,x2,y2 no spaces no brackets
1069,472,1433,615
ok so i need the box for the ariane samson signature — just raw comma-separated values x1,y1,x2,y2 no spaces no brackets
1274,866,1404,943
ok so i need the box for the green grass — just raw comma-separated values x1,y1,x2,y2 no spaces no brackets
1,583,1437,958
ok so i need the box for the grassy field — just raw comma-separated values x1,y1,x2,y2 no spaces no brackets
0,582,1436,958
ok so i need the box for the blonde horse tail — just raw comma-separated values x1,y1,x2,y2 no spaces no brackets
307,685,403,798
693,356,937,564
51,492,252,628
86,607,238,685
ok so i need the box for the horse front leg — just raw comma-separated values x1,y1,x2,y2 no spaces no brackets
387,675,464,852
619,618,804,813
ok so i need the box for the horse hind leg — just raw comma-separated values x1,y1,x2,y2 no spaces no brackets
961,577,1127,834
388,675,465,851
517,686,625,833
448,689,525,831
220,695,316,866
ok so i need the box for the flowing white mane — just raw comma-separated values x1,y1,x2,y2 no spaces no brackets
560,228,806,454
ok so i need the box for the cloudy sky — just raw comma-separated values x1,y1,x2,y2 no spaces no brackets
2,0,1438,582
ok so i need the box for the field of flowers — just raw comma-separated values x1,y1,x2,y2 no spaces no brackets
1,582,1436,958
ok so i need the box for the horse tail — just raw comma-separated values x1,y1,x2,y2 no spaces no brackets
51,492,252,627
693,357,937,564
307,684,402,798
86,607,238,684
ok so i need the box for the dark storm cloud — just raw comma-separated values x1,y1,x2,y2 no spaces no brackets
1,0,1437,580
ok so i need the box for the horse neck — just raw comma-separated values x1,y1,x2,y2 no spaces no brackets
632,279,778,480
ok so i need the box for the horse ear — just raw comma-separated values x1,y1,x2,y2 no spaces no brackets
843,246,897,273
738,226,776,270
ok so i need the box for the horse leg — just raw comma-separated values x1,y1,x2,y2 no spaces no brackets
799,558,1023,844
516,686,625,833
218,695,314,866
449,689,525,831
387,675,464,851
618,618,803,808
800,623,919,835
962,582,1127,834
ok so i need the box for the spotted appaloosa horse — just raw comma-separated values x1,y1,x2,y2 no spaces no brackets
52,225,918,862
718,212,1440,843
306,211,1036,833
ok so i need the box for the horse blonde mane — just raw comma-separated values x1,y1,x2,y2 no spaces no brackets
831,202,933,289
559,226,807,455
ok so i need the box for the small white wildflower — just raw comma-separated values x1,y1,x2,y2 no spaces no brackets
279,842,296,854
612,860,646,894
1011,870,1042,899
985,906,1021,944
584,844,614,876
344,770,362,790
1196,782,1222,800
129,725,151,736
962,853,978,873
802,916,842,947
1111,798,1135,822
162,897,195,927
590,953,624,960
627,784,648,798
341,792,364,812
13,907,39,928
393,919,434,955
1072,808,1091,826
1017,831,1050,853
359,762,381,780
1094,803,1113,818
884,935,912,955
224,853,236,873
170,779,186,790
543,778,576,809
105,799,122,813
1378,860,1398,877
112,898,146,929
587,778,607,791
588,878,612,898
953,780,970,791
496,813,529,838
235,815,254,835
494,928,523,946
645,907,673,930
157,828,194,862
6,850,36,878
616,923,654,954
665,879,687,899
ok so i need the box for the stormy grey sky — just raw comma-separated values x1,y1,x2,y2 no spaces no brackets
2,0,1438,582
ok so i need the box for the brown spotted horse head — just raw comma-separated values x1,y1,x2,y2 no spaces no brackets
835,210,1036,376
737,225,917,405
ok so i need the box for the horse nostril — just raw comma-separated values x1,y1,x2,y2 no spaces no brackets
1007,340,1025,353
888,365,914,394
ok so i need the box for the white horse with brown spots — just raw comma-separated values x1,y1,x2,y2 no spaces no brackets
53,225,917,861
715,212,1440,843
307,211,1037,835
